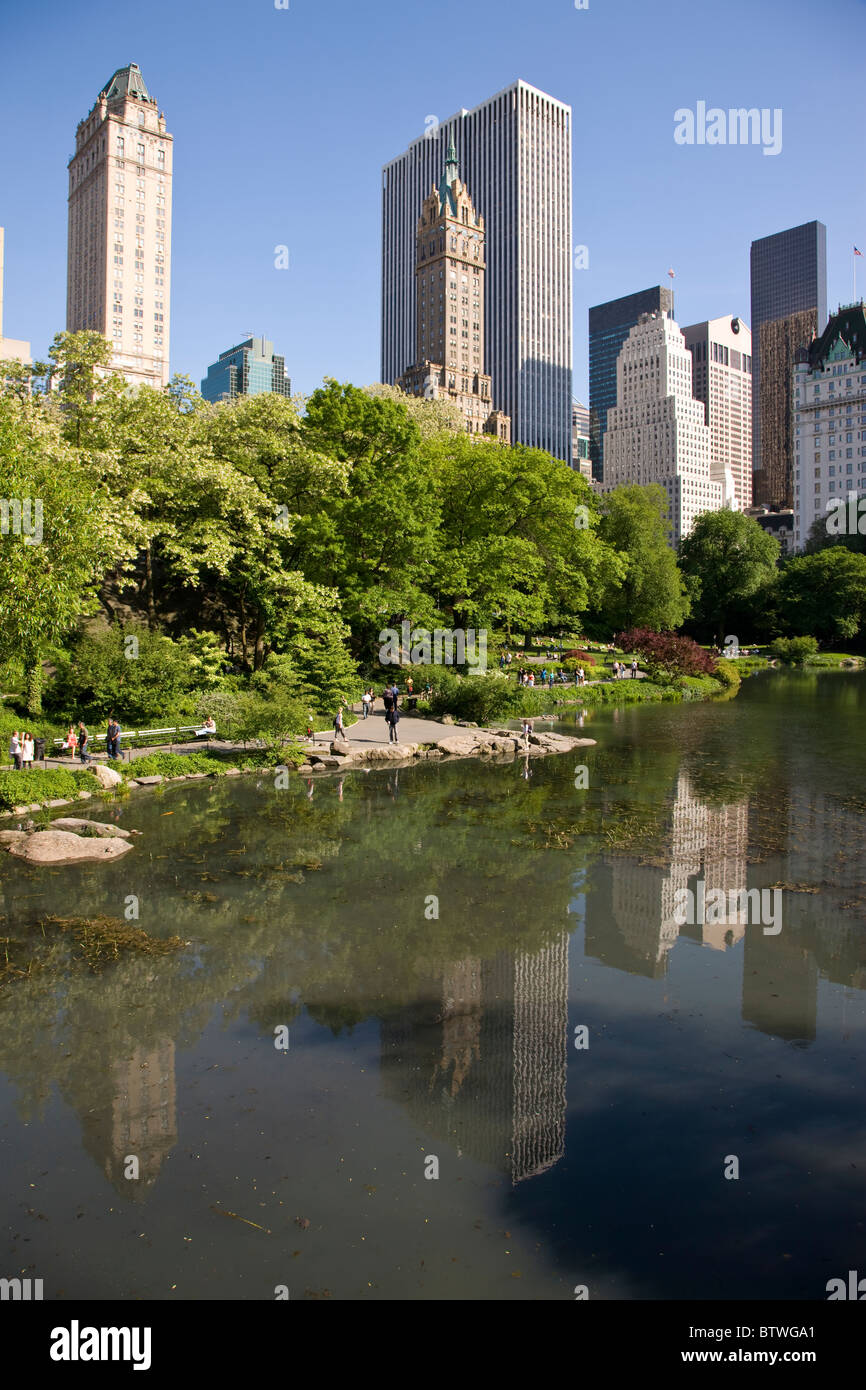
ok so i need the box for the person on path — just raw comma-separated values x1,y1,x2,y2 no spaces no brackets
21,732,34,770
386,704,401,743
383,685,393,714
612,660,620,680
77,723,90,763
362,689,373,719
334,706,345,740
548,670,555,689
9,731,21,771
578,667,585,686
631,659,638,679
390,682,400,709
106,715,120,760
65,725,77,758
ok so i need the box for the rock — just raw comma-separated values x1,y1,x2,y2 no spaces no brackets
50,818,133,839
8,829,134,865
425,749,444,760
46,799,72,808
77,791,92,800
361,746,414,763
0,830,27,845
313,756,342,769
11,805,28,816
297,765,314,775
441,715,455,725
88,763,123,789
184,772,209,780
224,768,242,777
435,736,484,757
132,775,163,785
330,740,352,757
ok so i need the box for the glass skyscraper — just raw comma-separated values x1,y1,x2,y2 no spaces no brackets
750,220,827,504
588,285,673,481
200,336,291,403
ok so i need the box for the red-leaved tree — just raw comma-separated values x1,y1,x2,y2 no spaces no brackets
616,629,717,679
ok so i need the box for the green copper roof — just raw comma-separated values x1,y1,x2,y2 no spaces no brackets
806,303,866,369
101,63,152,104
438,140,460,217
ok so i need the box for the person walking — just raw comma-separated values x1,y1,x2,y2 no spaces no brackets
386,704,400,743
383,684,393,715
362,689,372,719
578,667,585,686
334,706,345,740
612,660,620,680
390,681,400,709
21,732,34,769
9,730,21,771
77,722,90,764
521,717,533,750
106,715,120,760
631,659,638,679
548,670,555,690
64,725,77,758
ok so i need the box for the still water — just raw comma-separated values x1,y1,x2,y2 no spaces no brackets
1,671,865,1300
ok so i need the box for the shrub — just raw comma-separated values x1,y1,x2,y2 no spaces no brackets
116,752,227,779
712,658,742,692
0,766,98,810
617,628,717,679
769,636,820,665
428,674,515,724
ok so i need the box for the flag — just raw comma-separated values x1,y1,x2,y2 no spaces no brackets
855,246,863,257
668,268,675,279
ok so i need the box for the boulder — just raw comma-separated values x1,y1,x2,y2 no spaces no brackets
0,830,27,846
330,740,353,757
132,775,163,785
435,736,484,757
46,799,72,808
77,791,92,800
8,829,134,865
88,763,123,789
224,767,242,777
50,818,133,839
297,765,314,776
360,746,414,763
440,715,455,725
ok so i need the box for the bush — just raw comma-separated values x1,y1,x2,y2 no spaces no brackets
49,624,201,723
115,752,227,779
617,628,718,679
712,658,742,692
0,766,98,810
428,674,516,724
769,636,820,665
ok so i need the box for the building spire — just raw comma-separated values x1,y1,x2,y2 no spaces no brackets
438,139,460,216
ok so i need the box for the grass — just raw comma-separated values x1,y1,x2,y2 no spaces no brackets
0,766,99,810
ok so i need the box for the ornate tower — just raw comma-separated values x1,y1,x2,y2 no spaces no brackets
398,144,510,441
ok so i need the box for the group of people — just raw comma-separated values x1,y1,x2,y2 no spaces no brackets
612,659,639,679
7,730,39,770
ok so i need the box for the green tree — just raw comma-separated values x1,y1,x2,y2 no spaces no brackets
593,484,690,632
776,548,866,644
678,510,780,644
0,397,122,713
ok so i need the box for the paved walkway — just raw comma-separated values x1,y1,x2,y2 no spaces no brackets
312,707,456,747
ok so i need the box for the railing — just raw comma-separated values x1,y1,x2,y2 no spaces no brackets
51,726,213,757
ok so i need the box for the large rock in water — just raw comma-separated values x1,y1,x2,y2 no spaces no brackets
50,818,133,839
88,763,123,789
8,829,134,865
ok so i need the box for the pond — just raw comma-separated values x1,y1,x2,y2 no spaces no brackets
1,670,864,1300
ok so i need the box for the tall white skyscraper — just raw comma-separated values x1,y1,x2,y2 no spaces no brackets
382,81,572,463
683,315,753,512
67,64,172,389
603,310,723,545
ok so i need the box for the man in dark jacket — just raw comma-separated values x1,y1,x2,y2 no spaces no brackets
385,705,400,743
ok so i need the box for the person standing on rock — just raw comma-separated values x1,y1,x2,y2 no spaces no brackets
522,718,532,749
386,704,401,743
9,730,21,771
334,706,345,740
77,723,90,764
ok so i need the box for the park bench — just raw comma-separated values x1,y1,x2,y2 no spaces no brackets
51,726,214,759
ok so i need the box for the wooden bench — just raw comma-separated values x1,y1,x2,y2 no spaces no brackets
52,726,212,759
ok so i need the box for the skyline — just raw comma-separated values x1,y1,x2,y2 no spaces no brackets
1,0,864,404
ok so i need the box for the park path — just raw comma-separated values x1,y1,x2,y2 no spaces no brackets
312,705,457,747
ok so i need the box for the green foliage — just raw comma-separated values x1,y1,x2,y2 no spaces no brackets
712,658,742,692
0,766,98,810
115,751,228,778
232,689,311,757
593,484,690,631
50,624,200,723
769,635,820,665
427,674,515,725
678,510,781,643
776,549,866,644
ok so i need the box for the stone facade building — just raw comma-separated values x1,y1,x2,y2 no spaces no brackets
683,315,753,511
67,64,172,390
397,144,510,441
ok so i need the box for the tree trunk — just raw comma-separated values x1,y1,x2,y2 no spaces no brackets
144,542,158,630
25,655,43,716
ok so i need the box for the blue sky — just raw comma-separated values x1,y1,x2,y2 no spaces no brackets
1,0,864,402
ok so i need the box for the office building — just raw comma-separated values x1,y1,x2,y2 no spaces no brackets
382,80,572,462
750,221,827,505
200,336,292,404
589,285,674,481
683,315,753,510
572,399,592,477
0,228,31,366
791,302,866,550
602,309,724,545
67,63,172,390
396,143,510,440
